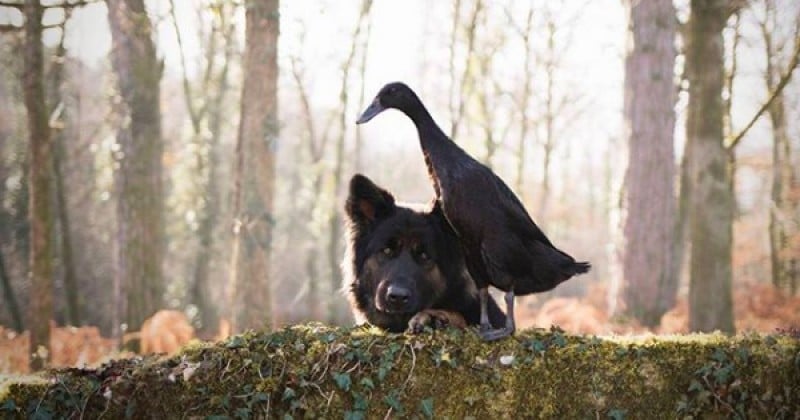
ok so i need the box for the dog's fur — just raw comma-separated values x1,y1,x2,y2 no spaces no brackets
342,174,505,332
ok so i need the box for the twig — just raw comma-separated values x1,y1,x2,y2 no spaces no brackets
727,32,800,149
383,342,417,420
0,0,100,9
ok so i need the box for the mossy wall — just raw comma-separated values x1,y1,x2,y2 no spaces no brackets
1,324,798,419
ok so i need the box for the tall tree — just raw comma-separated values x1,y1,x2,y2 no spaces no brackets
508,4,535,197
106,0,164,336
23,0,54,370
448,0,483,140
621,0,678,327
49,14,83,326
685,0,737,333
0,76,24,330
326,0,372,323
759,1,800,294
289,53,331,322
228,0,279,332
169,0,237,332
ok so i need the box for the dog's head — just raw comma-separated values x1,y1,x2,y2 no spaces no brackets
343,174,449,331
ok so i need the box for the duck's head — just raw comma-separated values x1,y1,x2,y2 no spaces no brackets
356,82,416,124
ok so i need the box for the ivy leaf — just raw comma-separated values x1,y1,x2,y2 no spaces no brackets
282,387,296,401
353,392,369,411
344,411,365,420
1,399,16,412
420,397,434,419
608,408,626,420
527,339,546,354
225,336,245,349
359,377,375,391
235,407,251,419
332,372,352,391
383,392,404,414
711,348,728,363
551,334,567,348
688,379,704,393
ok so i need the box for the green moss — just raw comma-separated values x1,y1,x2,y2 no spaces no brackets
1,324,798,418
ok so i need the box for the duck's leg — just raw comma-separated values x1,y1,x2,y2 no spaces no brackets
479,290,515,341
479,287,492,332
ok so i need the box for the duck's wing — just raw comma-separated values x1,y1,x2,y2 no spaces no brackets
491,175,556,248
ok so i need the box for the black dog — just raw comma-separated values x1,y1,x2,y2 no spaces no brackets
342,174,505,333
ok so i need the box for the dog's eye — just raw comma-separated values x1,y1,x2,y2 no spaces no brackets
418,250,429,261
382,246,393,256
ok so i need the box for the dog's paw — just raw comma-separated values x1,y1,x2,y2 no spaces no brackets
407,309,467,334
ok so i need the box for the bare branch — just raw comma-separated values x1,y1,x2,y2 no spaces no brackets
0,1,21,9
289,55,322,162
1,0,99,10
727,31,800,149
723,11,741,140
48,0,102,9
450,0,483,139
0,23,21,32
168,0,201,134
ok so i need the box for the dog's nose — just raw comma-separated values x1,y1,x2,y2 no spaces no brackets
386,285,411,304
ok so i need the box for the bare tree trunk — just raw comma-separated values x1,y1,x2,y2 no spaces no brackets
686,0,735,333
0,248,23,331
289,55,329,322
513,6,534,198
52,119,82,326
449,0,482,140
539,18,556,221
621,0,678,328
353,9,372,174
106,0,165,333
761,4,800,294
49,20,82,326
170,0,236,333
24,0,54,370
672,136,692,297
191,30,232,332
228,0,279,332
327,0,372,323
0,85,24,333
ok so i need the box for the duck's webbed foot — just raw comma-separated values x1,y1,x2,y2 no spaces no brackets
478,290,515,342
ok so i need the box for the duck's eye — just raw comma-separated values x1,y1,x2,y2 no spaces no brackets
418,250,429,261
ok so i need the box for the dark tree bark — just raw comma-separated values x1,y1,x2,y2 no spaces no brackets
621,0,678,327
0,108,24,331
106,0,164,335
0,248,23,331
49,19,82,326
228,0,279,332
23,0,54,370
686,0,736,333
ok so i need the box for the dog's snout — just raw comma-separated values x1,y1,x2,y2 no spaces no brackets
386,285,411,304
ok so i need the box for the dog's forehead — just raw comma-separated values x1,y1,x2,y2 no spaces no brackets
369,211,433,246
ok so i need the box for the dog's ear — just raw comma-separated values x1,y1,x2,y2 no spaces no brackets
346,174,396,226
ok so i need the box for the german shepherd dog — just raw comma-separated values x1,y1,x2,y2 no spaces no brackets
342,174,505,333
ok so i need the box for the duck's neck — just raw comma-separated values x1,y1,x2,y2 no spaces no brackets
400,97,463,197
401,97,455,155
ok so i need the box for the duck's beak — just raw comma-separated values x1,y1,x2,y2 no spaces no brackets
356,98,384,124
